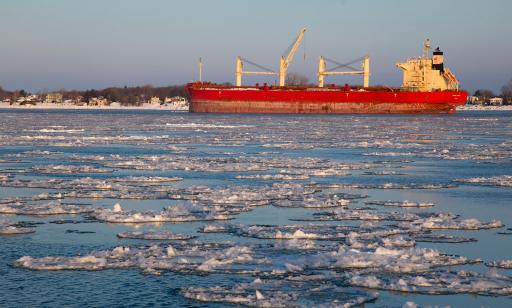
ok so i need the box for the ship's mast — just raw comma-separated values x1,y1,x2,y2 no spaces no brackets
198,57,203,82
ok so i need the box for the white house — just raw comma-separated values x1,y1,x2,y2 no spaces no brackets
489,97,503,105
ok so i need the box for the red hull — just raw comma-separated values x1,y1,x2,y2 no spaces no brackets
187,83,468,114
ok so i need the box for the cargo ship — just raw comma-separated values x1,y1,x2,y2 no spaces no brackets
187,29,467,114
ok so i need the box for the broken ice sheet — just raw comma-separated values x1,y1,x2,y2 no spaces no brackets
117,230,195,240
347,270,512,296
15,241,270,275
365,200,434,208
200,223,355,241
235,174,310,181
31,165,114,174
315,182,457,189
0,201,95,216
413,233,477,243
273,194,351,208
454,175,512,187
90,202,234,223
485,260,512,269
181,278,378,307
398,215,504,230
313,245,477,273
0,220,35,235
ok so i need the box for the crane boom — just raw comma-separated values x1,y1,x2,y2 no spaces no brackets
279,28,306,86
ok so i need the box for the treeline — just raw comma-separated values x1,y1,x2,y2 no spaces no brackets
473,79,512,104
0,84,189,105
65,85,189,104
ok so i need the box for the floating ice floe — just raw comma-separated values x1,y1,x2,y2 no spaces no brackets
365,200,434,208
304,245,478,273
454,175,512,187
486,260,512,269
15,241,267,275
413,233,477,243
22,150,65,155
236,174,309,181
171,183,317,208
363,152,417,157
31,165,114,174
0,201,95,216
1,176,181,200
165,123,254,129
117,230,195,240
90,202,233,223
181,279,378,307
0,220,35,235
308,208,441,222
200,224,353,241
273,194,351,208
362,171,408,176
31,192,64,201
348,270,512,296
399,215,504,230
317,182,457,190
111,176,182,184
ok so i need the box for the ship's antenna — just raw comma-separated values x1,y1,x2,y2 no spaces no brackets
198,57,203,82
423,39,431,59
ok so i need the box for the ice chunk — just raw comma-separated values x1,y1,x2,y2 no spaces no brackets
365,200,434,208
117,230,194,240
0,201,95,216
486,260,512,269
0,220,35,235
455,175,512,187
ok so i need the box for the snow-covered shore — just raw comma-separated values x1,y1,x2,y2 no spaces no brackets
457,105,512,111
2,102,511,112
0,102,189,111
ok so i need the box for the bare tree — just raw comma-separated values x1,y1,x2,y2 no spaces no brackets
286,73,309,86
501,79,512,104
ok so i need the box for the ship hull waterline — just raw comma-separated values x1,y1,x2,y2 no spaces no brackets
187,86,468,114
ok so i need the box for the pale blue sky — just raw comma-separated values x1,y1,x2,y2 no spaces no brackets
0,0,511,93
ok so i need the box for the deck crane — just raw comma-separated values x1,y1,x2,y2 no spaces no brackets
318,55,370,88
234,28,307,87
278,28,306,86
235,56,277,87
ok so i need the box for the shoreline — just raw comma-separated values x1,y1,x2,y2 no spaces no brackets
457,105,512,111
1,103,511,112
0,102,188,111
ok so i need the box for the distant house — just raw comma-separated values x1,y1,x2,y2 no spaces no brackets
88,97,109,106
164,96,187,105
45,93,63,104
163,96,189,110
489,97,503,106
149,96,161,105
468,96,479,104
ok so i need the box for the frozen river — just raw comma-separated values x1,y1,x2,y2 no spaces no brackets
1,109,511,307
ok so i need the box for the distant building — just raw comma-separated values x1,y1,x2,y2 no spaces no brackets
468,96,479,104
45,93,63,104
164,96,189,110
489,97,503,106
88,97,109,106
149,96,161,105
